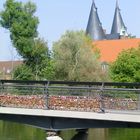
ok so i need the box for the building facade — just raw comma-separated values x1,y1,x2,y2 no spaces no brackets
0,61,22,79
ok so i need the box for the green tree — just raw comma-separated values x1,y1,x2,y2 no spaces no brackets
0,0,39,59
13,64,34,80
52,30,108,82
110,46,140,82
25,38,50,80
1,0,52,80
13,38,50,80
41,59,55,80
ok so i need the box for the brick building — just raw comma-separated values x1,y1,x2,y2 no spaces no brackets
0,61,22,79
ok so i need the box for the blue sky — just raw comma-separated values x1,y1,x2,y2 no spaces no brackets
0,0,140,61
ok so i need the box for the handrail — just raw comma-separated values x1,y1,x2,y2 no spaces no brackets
0,80,140,87
0,80,140,113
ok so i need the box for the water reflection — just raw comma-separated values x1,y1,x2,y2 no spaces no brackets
0,120,46,140
88,129,107,140
70,129,106,140
46,136,63,140
71,131,88,140
46,131,63,140
1,121,140,140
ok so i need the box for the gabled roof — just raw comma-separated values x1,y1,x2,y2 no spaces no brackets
94,38,140,63
111,0,127,36
86,0,106,40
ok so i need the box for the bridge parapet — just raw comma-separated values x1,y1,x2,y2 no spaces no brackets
0,80,140,113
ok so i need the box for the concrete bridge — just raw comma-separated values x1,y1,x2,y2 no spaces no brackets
1,107,140,130
0,80,140,130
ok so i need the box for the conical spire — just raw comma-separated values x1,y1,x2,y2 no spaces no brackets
86,0,106,40
111,0,127,36
116,0,119,8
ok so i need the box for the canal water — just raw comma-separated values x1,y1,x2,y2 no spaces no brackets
0,121,140,140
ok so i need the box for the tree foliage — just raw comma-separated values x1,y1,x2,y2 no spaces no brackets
0,0,39,59
52,30,108,82
13,64,34,80
25,38,49,76
110,46,140,82
41,60,55,80
0,0,51,80
13,38,50,80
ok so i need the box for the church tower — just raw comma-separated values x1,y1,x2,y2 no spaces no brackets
111,0,128,37
86,0,106,40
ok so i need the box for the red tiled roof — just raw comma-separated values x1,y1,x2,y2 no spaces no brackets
94,38,140,63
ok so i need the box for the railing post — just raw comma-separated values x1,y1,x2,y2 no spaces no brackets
44,81,50,109
99,82,105,113
87,85,91,112
0,81,4,107
137,91,140,111
0,81,4,94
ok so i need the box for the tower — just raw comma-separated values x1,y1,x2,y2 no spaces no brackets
86,0,106,40
111,0,128,37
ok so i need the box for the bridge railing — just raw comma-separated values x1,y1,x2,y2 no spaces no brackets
0,80,140,113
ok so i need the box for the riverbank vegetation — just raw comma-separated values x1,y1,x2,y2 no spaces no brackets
110,46,140,82
1,0,140,83
0,0,109,82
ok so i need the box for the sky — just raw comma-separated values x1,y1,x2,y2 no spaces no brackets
0,0,140,61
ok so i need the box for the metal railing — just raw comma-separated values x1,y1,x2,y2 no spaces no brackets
0,80,140,113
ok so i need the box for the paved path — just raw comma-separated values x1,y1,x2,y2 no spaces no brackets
0,107,140,123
